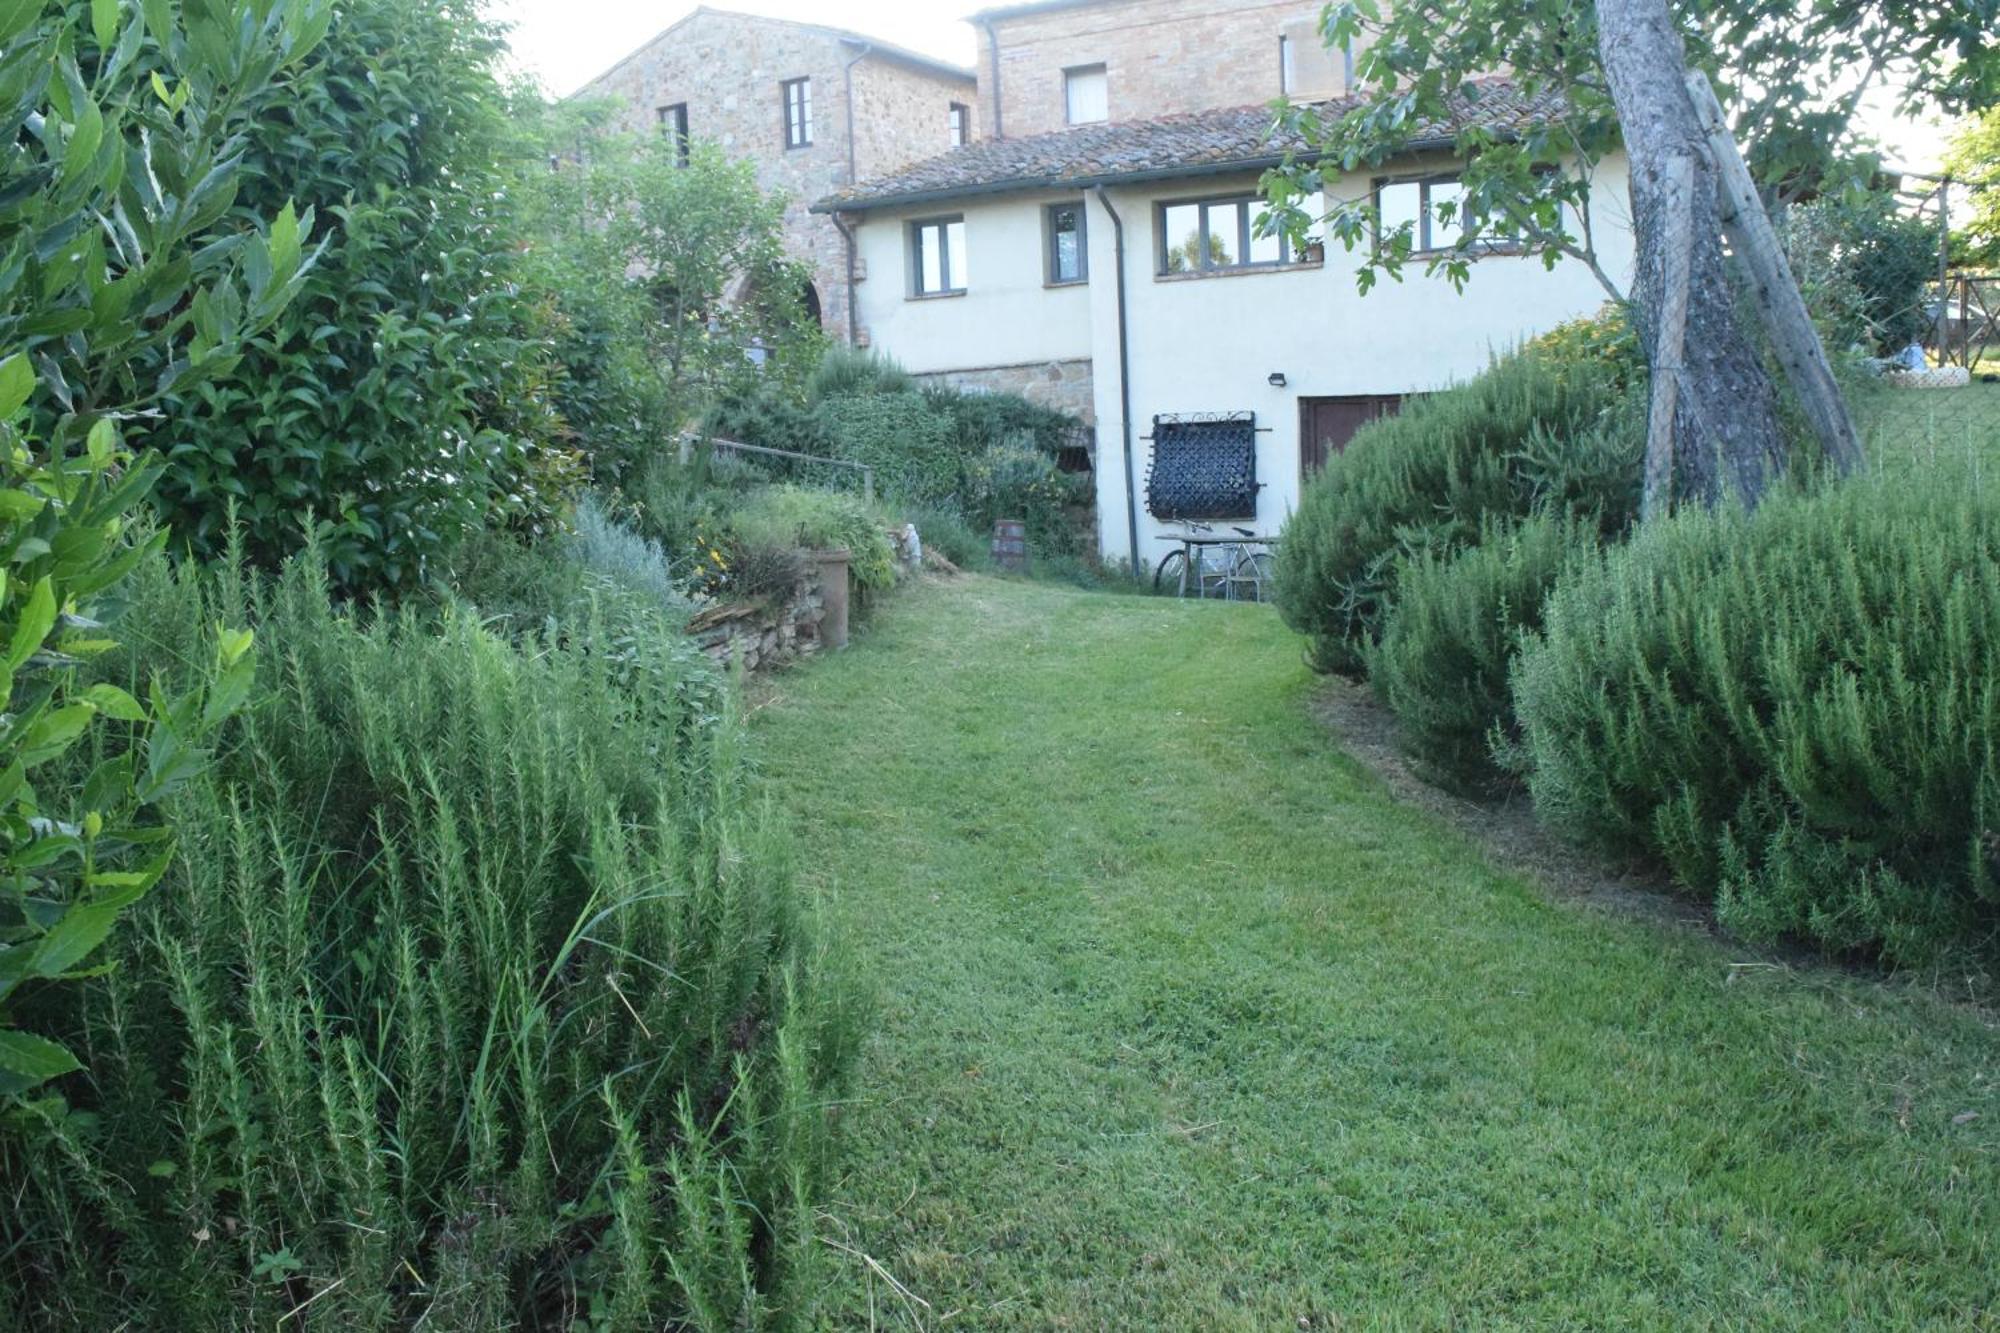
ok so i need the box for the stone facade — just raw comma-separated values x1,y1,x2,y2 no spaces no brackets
912,358,1096,424
578,8,975,341
973,0,1349,140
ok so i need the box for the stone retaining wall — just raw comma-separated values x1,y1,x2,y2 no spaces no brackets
689,569,831,674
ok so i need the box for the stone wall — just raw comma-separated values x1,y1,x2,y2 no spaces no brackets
911,357,1097,424
688,568,832,674
578,10,974,342
852,58,976,181
976,0,1343,139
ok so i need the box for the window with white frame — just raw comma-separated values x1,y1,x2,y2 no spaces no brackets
1280,35,1296,95
1064,64,1108,124
910,217,967,296
1046,202,1087,284
782,77,812,149
949,101,970,147
1157,194,1306,274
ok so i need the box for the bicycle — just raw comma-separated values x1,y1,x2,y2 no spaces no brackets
1153,523,1277,601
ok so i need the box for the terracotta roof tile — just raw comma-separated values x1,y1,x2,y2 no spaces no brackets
812,81,1563,214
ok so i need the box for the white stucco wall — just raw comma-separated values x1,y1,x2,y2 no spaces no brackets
851,190,1094,374
845,152,1635,570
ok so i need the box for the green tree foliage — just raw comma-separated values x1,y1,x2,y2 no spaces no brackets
3,548,858,1325
1779,193,1939,353
0,0,324,1096
1511,463,2000,967
1272,342,1641,676
1372,509,1596,793
1944,105,2000,267
518,123,824,488
1264,0,1997,296
152,0,566,591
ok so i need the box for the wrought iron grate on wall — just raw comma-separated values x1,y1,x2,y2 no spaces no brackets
1145,412,1257,520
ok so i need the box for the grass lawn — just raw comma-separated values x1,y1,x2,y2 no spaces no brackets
1857,377,2000,465
752,576,1999,1330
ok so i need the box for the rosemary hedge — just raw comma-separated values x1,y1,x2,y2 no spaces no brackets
1,549,858,1328
1512,463,2000,966
1273,341,1641,677
1372,510,1598,793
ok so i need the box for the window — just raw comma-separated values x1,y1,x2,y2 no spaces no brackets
949,102,970,148
1373,173,1518,255
1280,35,1295,95
910,217,967,296
782,78,812,149
657,102,689,167
1046,202,1087,284
1064,64,1108,124
1157,195,1305,275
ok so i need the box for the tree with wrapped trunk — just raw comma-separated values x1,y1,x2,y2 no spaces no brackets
1263,0,1997,512
1595,0,1792,509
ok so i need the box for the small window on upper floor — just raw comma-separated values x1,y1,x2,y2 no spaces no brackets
910,217,968,297
1046,202,1087,285
1280,35,1295,95
658,102,689,167
782,77,813,149
1064,64,1108,125
949,102,970,148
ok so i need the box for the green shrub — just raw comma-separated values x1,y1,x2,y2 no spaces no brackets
152,0,562,593
817,389,959,505
962,442,1094,558
1373,510,1596,793
2,548,858,1326
905,503,991,570
1780,194,1938,354
572,495,689,614
1274,345,1641,677
731,486,897,593
809,345,914,400
1511,464,2000,966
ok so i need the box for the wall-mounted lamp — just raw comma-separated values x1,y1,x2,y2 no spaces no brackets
1267,372,1288,388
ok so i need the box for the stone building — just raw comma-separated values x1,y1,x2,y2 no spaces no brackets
970,0,1354,141
815,83,1634,568
576,7,978,341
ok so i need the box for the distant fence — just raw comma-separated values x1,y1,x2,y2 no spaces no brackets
678,434,875,503
1930,273,2000,370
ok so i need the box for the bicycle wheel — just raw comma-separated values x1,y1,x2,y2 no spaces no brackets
1153,549,1190,596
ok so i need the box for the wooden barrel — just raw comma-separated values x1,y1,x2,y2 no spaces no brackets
991,519,1028,571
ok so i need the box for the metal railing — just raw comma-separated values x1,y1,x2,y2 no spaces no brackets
677,433,875,503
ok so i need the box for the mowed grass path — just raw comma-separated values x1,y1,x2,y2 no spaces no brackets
752,577,1999,1330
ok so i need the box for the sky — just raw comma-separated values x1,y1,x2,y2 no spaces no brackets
489,0,1962,174
491,0,982,97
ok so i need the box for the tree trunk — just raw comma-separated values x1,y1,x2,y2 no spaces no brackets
1597,0,1790,510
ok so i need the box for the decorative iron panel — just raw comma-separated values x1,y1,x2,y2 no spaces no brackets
1145,413,1257,520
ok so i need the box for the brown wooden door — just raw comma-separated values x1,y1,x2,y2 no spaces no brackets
1299,395,1403,477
